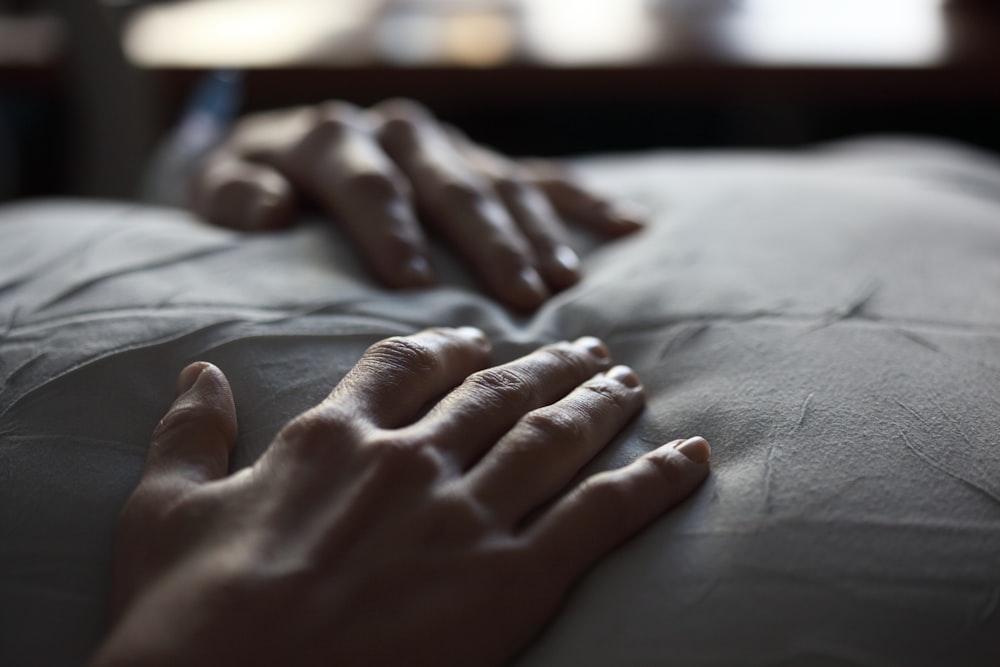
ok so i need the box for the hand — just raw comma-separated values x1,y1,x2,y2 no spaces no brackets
189,99,645,311
92,328,710,667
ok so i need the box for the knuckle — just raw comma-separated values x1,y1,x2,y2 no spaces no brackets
210,167,258,193
306,115,351,143
542,342,592,376
520,407,586,446
493,174,527,200
580,378,632,413
639,452,686,484
280,408,358,456
377,115,419,147
464,366,534,408
365,436,442,486
366,336,441,376
577,473,634,510
439,179,486,210
159,488,216,529
375,98,430,122
480,229,533,267
152,402,229,447
318,100,361,122
429,496,491,539
344,169,401,201
201,174,257,216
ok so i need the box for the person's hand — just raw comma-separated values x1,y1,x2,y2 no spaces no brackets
189,100,645,311
92,327,710,667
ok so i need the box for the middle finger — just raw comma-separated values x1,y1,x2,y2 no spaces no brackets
465,365,645,526
450,132,582,291
373,101,550,311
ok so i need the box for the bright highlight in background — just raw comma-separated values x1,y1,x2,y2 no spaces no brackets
125,0,376,67
730,0,946,65
523,0,658,65
123,0,952,69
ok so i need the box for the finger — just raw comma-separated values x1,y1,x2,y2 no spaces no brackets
190,152,297,231
373,99,549,311
526,437,711,585
492,173,582,291
140,363,238,501
524,159,646,237
323,327,493,430
450,134,582,291
467,365,645,525
280,102,434,288
415,336,612,468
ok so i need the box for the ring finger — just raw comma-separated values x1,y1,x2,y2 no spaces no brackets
413,337,613,468
449,132,582,291
465,365,645,526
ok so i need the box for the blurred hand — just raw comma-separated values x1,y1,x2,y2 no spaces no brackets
92,328,710,667
189,100,645,310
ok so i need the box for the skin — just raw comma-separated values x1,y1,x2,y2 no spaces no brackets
91,327,711,667
189,99,646,311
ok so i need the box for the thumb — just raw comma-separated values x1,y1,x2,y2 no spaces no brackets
142,362,238,494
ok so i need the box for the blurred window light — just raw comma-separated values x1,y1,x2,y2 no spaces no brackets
728,0,946,66
376,1,516,66
522,0,660,65
441,12,515,66
376,9,443,65
124,0,376,67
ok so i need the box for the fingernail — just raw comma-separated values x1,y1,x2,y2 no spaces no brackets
552,245,581,275
512,267,549,306
176,362,209,396
401,254,434,285
456,326,489,347
673,436,711,464
606,364,640,388
573,336,609,360
611,203,647,230
243,188,289,231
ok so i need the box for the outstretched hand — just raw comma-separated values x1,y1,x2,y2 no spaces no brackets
189,100,645,311
93,328,709,667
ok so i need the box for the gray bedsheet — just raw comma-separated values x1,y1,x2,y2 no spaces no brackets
2,139,999,665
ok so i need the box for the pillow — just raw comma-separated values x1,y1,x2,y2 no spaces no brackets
2,139,999,666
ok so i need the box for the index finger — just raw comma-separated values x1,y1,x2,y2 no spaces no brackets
279,103,435,288
319,327,493,430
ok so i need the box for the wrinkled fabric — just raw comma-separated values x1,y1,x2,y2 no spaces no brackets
1,139,999,666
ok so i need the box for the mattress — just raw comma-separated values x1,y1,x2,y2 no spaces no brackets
1,138,999,665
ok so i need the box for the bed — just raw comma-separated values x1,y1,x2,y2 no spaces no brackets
2,138,999,666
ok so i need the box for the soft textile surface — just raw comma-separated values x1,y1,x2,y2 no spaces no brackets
2,139,1000,666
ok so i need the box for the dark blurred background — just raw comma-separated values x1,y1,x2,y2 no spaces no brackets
2,0,999,200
